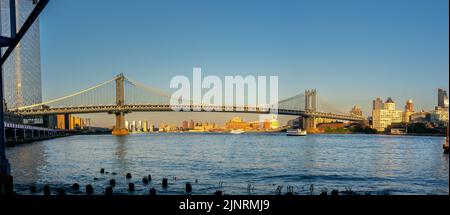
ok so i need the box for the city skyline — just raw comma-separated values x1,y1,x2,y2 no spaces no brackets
73,88,446,128
35,0,448,121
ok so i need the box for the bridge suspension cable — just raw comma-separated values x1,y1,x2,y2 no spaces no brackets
123,77,174,105
124,77,197,105
124,78,172,99
16,77,117,110
278,93,305,111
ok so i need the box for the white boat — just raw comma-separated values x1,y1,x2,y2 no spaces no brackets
287,129,307,136
230,129,245,134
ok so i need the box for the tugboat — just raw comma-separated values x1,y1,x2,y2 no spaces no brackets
444,126,449,154
286,128,307,136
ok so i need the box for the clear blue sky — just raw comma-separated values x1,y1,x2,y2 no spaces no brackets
38,0,449,126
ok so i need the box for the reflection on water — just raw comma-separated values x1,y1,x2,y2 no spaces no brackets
115,136,128,168
9,142,46,185
5,133,449,195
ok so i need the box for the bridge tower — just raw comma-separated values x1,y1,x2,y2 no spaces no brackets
111,73,129,136
303,89,317,130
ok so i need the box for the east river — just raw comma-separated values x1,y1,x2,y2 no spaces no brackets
5,133,449,195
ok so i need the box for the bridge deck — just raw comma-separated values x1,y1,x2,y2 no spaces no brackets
12,104,365,121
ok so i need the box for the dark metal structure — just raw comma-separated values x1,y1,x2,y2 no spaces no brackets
0,0,49,195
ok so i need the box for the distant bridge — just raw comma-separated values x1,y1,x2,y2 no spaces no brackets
11,74,365,135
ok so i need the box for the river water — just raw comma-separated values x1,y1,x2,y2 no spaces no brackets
5,133,449,195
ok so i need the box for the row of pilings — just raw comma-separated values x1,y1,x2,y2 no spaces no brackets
28,169,198,196
22,168,374,196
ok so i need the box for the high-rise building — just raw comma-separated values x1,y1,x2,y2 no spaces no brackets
1,0,42,109
149,123,154,132
138,120,142,131
56,114,66,130
189,120,195,129
438,88,449,108
372,97,403,131
55,114,85,130
125,120,129,131
132,121,136,132
372,98,383,111
142,121,148,132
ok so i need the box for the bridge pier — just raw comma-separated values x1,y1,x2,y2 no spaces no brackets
112,112,129,136
111,73,129,136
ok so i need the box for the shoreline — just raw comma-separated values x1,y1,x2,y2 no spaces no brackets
76,130,446,137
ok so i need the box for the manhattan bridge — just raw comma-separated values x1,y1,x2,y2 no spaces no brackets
10,73,365,135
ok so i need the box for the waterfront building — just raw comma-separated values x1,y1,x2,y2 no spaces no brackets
192,122,215,131
260,114,279,130
430,107,449,125
69,116,83,130
402,99,414,123
226,117,250,130
390,123,408,135
159,123,166,131
433,89,449,124
372,97,403,132
56,114,66,129
1,0,42,109
410,111,430,123
350,105,363,116
249,122,260,129
438,88,449,108
207,123,213,129
263,119,271,129
55,114,85,130
189,120,195,129
270,118,279,129
162,124,178,132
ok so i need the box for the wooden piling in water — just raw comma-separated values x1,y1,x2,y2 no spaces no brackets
162,178,168,188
